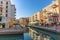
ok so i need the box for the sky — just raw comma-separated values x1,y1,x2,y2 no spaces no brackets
11,0,55,19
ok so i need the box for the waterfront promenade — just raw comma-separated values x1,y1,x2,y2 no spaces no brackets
30,25,60,33
0,26,24,34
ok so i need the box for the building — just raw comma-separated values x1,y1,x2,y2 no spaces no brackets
42,0,59,24
29,0,60,25
19,18,29,27
29,11,41,25
40,12,44,23
9,5,16,27
0,0,16,28
13,19,20,27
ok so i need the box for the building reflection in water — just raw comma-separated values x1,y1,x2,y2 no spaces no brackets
28,27,60,40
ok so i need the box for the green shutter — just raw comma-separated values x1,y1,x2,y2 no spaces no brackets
0,16,2,21
2,23,5,28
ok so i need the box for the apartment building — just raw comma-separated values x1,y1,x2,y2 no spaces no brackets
40,12,44,23
42,1,58,24
0,0,16,28
19,18,29,27
29,11,41,25
9,5,16,27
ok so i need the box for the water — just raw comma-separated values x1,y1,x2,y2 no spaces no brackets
24,33,32,40
0,29,60,40
29,27,60,40
0,33,32,40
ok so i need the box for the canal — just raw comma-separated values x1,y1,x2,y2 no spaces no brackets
28,27,60,40
0,27,59,40
0,33,32,40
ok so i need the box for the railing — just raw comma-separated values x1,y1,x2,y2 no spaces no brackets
52,13,58,17
32,25,60,33
0,5,2,7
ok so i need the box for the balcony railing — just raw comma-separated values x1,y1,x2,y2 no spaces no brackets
0,5,2,8
52,13,58,17
14,11,16,13
14,8,16,11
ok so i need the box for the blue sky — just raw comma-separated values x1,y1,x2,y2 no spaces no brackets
11,0,55,19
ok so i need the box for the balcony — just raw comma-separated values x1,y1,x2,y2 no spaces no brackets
52,13,58,17
0,13,2,16
14,11,16,13
52,4,58,8
44,16,47,19
14,14,16,16
0,7,2,9
48,12,52,15
0,5,2,8
14,8,16,11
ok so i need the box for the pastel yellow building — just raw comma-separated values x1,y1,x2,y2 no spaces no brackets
19,18,29,27
40,12,44,23
29,11,41,25
29,0,60,25
42,0,59,24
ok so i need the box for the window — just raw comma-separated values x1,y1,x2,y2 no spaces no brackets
1,10,2,12
6,6,8,8
6,14,8,17
49,19,52,21
6,10,8,13
6,2,8,4
0,16,2,21
1,1,2,4
0,13,2,15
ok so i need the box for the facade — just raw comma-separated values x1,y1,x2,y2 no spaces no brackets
0,0,16,28
42,0,59,24
19,18,29,27
9,5,16,27
13,19,20,27
29,0,60,25
40,12,44,23
29,11,41,25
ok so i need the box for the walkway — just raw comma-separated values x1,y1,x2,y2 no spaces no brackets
0,26,24,34
32,25,60,33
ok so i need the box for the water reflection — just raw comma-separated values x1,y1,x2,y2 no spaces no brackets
24,33,33,40
0,33,32,40
28,27,60,40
